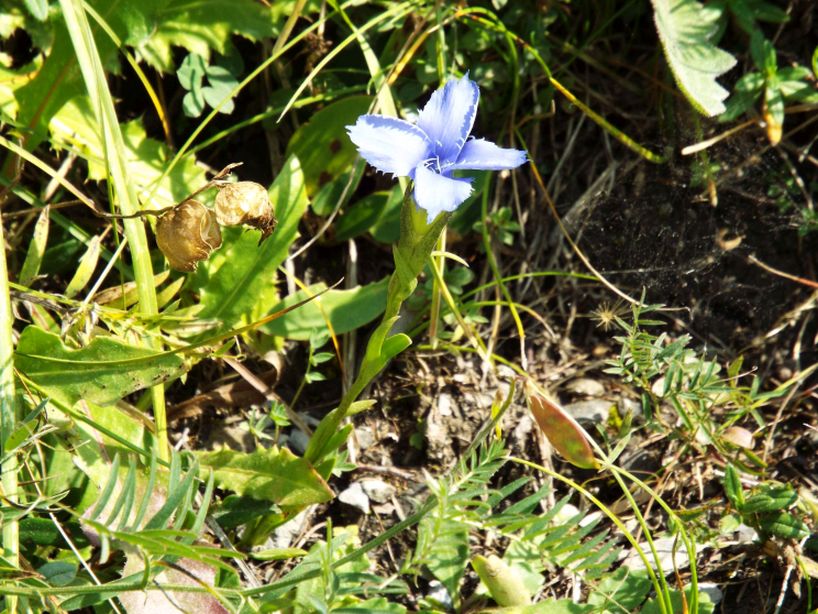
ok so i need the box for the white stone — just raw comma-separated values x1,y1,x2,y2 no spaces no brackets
338,482,370,514
564,399,610,423
566,378,605,397
360,478,396,504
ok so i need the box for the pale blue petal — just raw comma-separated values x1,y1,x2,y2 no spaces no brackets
417,75,479,163
347,115,431,177
413,164,473,222
446,138,528,171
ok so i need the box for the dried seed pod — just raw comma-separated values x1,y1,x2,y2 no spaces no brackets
215,181,276,241
156,199,222,272
722,426,754,450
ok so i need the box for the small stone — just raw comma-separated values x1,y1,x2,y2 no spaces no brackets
426,580,453,609
372,502,395,515
698,582,723,605
564,399,610,423
621,536,705,573
438,392,453,416
271,508,312,549
722,426,754,449
354,426,376,450
565,378,605,397
338,482,370,514
360,478,396,504
288,430,310,455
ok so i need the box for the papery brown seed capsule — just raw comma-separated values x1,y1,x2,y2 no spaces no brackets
722,426,754,450
215,181,276,241
156,199,222,272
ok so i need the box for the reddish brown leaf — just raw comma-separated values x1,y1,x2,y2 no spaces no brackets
525,380,598,469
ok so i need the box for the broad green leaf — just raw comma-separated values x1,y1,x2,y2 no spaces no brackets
651,0,737,116
17,205,49,286
336,188,402,242
195,446,333,506
587,567,652,610
134,0,274,72
474,601,594,613
262,278,388,340
49,97,206,208
285,95,371,197
763,511,810,540
23,0,49,21
525,381,597,470
190,156,308,331
14,326,184,407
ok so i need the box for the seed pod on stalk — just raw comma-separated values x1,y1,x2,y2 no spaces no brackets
156,199,222,271
215,181,276,241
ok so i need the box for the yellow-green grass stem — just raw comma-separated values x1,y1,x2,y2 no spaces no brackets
59,0,169,460
0,195,20,612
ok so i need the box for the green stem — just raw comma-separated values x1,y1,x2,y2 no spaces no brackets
305,193,450,463
59,0,168,460
0,201,20,612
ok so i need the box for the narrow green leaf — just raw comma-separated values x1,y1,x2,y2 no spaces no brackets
18,206,50,287
64,234,102,298
651,0,737,116
195,446,333,506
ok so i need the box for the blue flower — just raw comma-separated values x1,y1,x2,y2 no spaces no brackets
347,75,527,222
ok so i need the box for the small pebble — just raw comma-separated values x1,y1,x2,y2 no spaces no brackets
338,482,370,514
360,478,396,504
564,399,610,423
566,377,605,397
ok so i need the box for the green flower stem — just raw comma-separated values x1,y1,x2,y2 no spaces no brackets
0,205,20,612
58,0,169,460
305,192,449,464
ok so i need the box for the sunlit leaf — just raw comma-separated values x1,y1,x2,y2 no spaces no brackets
262,278,388,340
195,446,333,507
14,326,184,407
651,0,737,116
525,381,598,470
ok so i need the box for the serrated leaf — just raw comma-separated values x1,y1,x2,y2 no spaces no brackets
525,382,598,470
14,325,184,407
262,278,388,340
651,0,737,116
195,446,333,507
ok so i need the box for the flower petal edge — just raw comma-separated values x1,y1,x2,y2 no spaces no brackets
413,163,473,222
346,115,432,177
